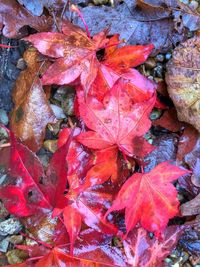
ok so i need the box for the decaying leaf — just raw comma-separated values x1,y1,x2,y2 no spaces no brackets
10,48,56,152
152,108,183,132
166,36,200,132
17,0,65,16
134,0,200,31
73,0,189,54
0,0,52,38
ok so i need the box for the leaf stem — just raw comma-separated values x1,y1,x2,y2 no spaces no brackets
70,4,91,38
20,232,53,249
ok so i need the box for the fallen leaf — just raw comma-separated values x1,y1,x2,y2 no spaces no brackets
152,108,183,132
124,225,184,267
184,138,200,188
134,0,200,31
77,79,155,157
0,130,52,216
84,146,119,187
166,36,200,132
176,125,199,163
10,48,56,152
17,0,65,16
24,21,109,93
73,0,188,54
179,217,200,257
0,0,52,38
105,162,189,236
144,133,179,172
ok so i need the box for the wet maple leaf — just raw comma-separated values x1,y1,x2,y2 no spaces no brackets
0,127,72,216
23,20,109,93
77,79,155,157
105,162,189,236
57,128,118,252
89,35,155,102
123,225,184,267
10,48,56,152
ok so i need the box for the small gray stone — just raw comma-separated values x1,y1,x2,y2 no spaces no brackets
189,0,199,10
156,54,165,62
0,218,22,236
0,109,8,125
0,238,9,252
0,126,8,140
62,93,75,116
50,104,66,119
165,52,172,60
179,0,189,4
144,58,156,69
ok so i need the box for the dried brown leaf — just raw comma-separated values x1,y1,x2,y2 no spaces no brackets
0,0,52,38
10,48,56,152
166,36,200,132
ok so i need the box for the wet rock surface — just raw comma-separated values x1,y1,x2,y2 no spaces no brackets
0,36,26,112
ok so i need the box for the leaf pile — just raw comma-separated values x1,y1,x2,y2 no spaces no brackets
0,4,198,267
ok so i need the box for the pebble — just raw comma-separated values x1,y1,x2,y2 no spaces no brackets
189,0,199,10
0,109,8,125
165,52,172,60
16,58,27,70
9,235,23,245
155,54,165,62
144,58,156,69
154,64,164,78
62,93,75,116
0,202,9,220
43,140,57,153
0,218,22,236
0,126,9,140
0,238,9,253
179,0,189,4
6,249,27,265
50,104,66,119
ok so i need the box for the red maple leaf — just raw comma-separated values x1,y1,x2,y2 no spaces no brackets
23,20,109,93
77,79,155,157
105,162,189,236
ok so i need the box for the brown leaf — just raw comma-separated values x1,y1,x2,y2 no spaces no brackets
166,36,200,132
17,0,65,16
181,193,200,216
153,108,184,132
0,0,52,38
135,0,200,31
10,48,56,152
177,125,199,163
74,0,188,55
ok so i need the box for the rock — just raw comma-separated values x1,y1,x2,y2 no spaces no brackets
61,92,75,116
165,52,172,60
50,104,66,119
9,235,23,245
189,1,199,10
0,202,9,221
6,249,27,265
144,58,156,69
0,109,8,125
0,238,9,253
0,126,8,140
43,140,57,153
16,58,27,70
154,63,164,78
0,218,22,236
155,54,165,62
